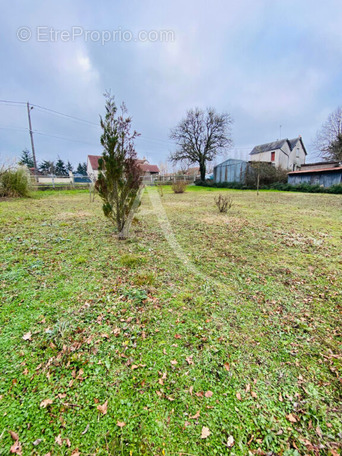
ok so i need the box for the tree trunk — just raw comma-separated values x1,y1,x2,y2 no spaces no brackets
199,162,206,181
118,226,128,240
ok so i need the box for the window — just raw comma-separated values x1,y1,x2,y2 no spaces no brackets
271,151,275,162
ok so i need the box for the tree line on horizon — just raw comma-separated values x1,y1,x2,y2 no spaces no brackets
18,150,87,176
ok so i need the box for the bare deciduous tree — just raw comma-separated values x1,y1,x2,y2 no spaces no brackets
170,108,233,181
327,133,342,161
314,106,342,160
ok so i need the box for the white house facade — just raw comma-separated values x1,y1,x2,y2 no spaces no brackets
249,137,307,171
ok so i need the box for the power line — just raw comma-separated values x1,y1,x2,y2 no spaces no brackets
0,100,26,105
33,129,99,146
0,99,178,146
32,104,101,128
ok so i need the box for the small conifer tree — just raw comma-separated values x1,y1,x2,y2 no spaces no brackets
96,92,143,239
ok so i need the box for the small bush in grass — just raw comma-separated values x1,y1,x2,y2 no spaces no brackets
120,254,147,268
215,194,233,213
172,180,187,193
156,182,164,197
0,166,31,197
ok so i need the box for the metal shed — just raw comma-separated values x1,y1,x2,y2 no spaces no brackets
288,166,342,187
213,159,248,183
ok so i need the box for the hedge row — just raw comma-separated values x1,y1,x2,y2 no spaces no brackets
195,180,342,194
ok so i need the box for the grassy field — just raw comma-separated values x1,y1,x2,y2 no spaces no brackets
0,187,341,456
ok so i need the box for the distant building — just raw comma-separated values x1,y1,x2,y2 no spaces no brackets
87,155,159,181
288,161,342,187
185,167,200,179
249,137,307,171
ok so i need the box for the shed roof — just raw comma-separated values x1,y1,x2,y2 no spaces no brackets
214,158,247,169
288,166,342,175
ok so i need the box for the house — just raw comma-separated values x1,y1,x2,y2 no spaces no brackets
288,161,342,187
249,137,307,171
186,167,200,179
87,155,159,181
138,161,160,177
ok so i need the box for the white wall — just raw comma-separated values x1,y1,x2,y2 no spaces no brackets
288,140,306,170
87,157,99,181
38,176,73,184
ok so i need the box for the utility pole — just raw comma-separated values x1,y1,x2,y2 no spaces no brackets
26,102,38,173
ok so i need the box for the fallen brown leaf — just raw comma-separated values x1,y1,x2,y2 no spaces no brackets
40,399,53,408
286,413,297,423
9,431,19,441
55,435,63,446
236,392,242,400
22,332,32,341
117,421,126,427
186,355,193,365
190,410,200,419
170,360,178,365
97,400,108,415
223,362,230,371
205,391,213,398
10,440,22,455
201,426,211,439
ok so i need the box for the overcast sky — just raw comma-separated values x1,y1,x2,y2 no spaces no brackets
1,0,342,168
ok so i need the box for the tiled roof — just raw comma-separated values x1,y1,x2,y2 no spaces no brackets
87,155,102,171
87,155,159,173
140,164,160,173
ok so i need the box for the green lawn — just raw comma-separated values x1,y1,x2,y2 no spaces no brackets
0,188,341,455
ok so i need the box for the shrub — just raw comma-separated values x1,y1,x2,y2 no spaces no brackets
0,166,31,197
328,184,342,194
196,179,342,194
215,194,233,213
245,163,288,188
172,180,187,193
156,182,164,197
